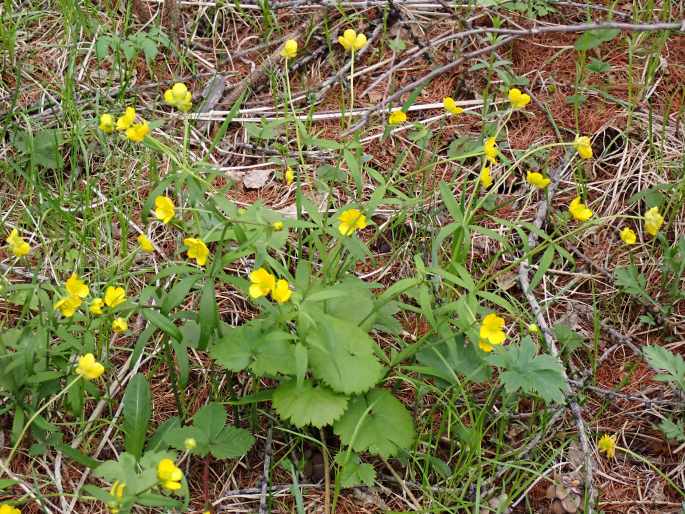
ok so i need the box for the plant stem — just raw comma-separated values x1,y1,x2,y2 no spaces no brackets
319,428,331,514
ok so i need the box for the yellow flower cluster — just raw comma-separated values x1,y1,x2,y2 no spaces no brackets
76,353,105,380
338,208,368,236
338,29,367,52
568,196,593,222
157,458,184,492
443,97,463,116
508,88,531,109
5,229,30,257
99,106,149,142
163,82,193,112
249,267,292,304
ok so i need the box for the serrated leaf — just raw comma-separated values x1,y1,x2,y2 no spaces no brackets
122,374,151,459
334,388,415,458
416,334,491,384
659,418,685,442
488,337,568,403
334,452,376,488
272,380,348,428
552,323,584,354
614,265,651,303
307,314,383,395
643,345,685,390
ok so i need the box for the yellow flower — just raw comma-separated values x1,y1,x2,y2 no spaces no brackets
285,167,295,185
528,323,539,334
271,279,292,304
508,87,531,109
0,504,21,514
54,295,82,317
443,97,464,115
65,273,89,298
126,120,149,142
526,171,551,189
110,481,125,500
89,298,104,315
157,458,183,492
183,238,209,266
280,39,298,59
598,433,617,459
138,234,155,253
76,353,105,380
479,313,506,352
116,107,136,131
388,110,407,125
154,196,175,224
573,135,593,159
569,196,593,222
338,208,368,236
112,317,128,333
163,82,192,112
6,229,30,257
644,206,664,237
249,268,276,299
184,438,197,450
483,137,498,164
619,227,636,245
104,286,126,308
338,29,367,52
99,113,115,133
479,167,493,189
272,221,284,231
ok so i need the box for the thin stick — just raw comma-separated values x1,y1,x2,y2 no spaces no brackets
258,424,274,514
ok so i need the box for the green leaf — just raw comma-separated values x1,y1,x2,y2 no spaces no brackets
122,374,151,459
658,418,685,442
587,57,610,73
142,309,182,342
530,244,555,290
416,334,490,384
273,380,348,428
334,388,415,458
334,452,376,488
307,314,383,395
488,337,568,403
643,345,685,390
552,323,584,354
574,29,620,51
161,276,199,314
614,265,652,303
198,282,218,350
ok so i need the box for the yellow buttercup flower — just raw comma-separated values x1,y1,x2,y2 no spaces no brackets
183,238,209,266
89,298,104,315
6,229,30,257
249,268,276,299
66,273,89,298
154,196,175,224
0,504,21,514
272,221,284,231
271,279,292,304
644,206,664,236
285,167,295,185
76,353,105,380
280,39,298,59
157,458,183,492
528,323,539,334
163,82,192,112
479,313,506,352
338,29,367,52
54,295,82,317
479,167,492,189
569,196,593,222
443,97,464,115
388,110,407,125
573,135,593,159
526,171,551,189
338,208,368,236
184,438,197,450
126,120,149,142
138,234,155,253
112,317,128,333
619,227,636,245
508,88,531,109
598,433,617,459
110,481,125,500
104,286,126,308
116,107,136,131
483,137,498,164
99,113,115,133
